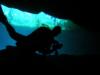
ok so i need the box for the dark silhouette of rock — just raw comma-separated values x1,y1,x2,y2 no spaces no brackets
0,1,98,31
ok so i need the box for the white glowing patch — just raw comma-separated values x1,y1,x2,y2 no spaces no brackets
1,4,75,30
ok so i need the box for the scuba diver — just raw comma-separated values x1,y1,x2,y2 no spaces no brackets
35,25,63,56
0,5,63,58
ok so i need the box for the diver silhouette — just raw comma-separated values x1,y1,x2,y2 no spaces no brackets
34,25,63,56
0,5,63,58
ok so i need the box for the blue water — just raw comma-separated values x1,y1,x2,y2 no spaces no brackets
0,4,99,55
0,22,98,55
